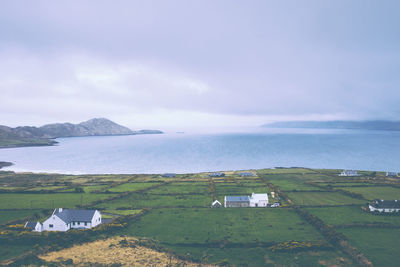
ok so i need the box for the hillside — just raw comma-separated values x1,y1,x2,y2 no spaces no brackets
0,118,163,148
262,120,400,131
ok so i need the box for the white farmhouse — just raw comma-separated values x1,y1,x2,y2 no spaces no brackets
249,193,269,207
42,208,102,232
339,170,359,177
369,200,400,213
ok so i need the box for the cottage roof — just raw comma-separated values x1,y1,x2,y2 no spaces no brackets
370,200,400,209
225,196,250,202
53,209,97,223
25,221,39,229
212,200,221,206
162,173,176,177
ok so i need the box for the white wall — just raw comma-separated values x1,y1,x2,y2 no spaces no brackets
43,215,70,231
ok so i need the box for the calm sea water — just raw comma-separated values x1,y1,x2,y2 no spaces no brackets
0,128,399,174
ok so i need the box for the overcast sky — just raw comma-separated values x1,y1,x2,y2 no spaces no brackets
1,1,399,129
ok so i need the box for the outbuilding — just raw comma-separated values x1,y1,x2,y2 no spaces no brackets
224,196,250,207
25,221,42,232
211,200,222,208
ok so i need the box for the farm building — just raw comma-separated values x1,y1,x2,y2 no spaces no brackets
224,196,250,207
25,221,42,232
339,170,359,176
209,172,225,177
42,208,102,232
238,172,255,177
368,200,400,213
161,173,176,178
249,193,268,207
386,172,398,177
211,200,222,208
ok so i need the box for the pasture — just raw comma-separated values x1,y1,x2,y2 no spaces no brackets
287,191,365,206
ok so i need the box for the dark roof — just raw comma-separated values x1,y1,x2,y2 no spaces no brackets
370,200,400,209
209,172,225,177
53,209,97,223
225,196,250,202
25,221,38,229
239,172,255,176
162,173,176,177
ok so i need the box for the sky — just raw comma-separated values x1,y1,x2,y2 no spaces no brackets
0,0,399,130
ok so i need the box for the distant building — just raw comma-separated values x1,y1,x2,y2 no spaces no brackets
339,170,359,176
211,200,222,208
386,172,398,177
224,196,250,207
249,193,268,207
42,208,102,232
25,221,42,232
209,172,225,177
238,172,255,177
161,173,176,178
369,200,400,213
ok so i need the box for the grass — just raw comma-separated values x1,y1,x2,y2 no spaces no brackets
287,191,365,206
123,208,323,244
339,228,400,267
265,177,321,191
0,244,33,262
108,182,162,192
0,210,39,225
306,206,400,226
339,186,400,200
97,193,212,209
0,193,111,209
146,183,209,195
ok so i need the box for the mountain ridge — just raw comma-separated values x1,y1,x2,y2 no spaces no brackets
0,118,163,148
262,120,400,131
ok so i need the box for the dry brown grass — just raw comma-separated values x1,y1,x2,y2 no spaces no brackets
39,236,209,266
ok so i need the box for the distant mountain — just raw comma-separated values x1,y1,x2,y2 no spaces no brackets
262,120,400,131
0,118,163,148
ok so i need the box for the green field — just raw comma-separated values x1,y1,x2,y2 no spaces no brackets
339,228,400,267
287,191,365,206
0,210,39,225
0,193,111,209
306,206,400,226
108,182,162,192
124,208,323,244
3,168,400,266
339,186,400,200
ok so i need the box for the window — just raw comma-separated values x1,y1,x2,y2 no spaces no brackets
49,224,53,228
73,222,75,225
84,222,87,226
78,222,80,225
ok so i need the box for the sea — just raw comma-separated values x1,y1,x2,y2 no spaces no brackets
0,128,399,174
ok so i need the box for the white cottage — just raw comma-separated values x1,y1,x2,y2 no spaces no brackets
339,170,359,176
42,208,102,232
369,200,400,213
249,193,269,207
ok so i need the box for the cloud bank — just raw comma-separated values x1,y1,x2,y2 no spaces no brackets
0,1,399,128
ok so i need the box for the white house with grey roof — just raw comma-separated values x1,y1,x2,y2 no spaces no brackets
42,208,102,232
249,193,269,207
25,221,43,232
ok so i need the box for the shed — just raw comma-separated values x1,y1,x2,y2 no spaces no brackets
211,200,222,208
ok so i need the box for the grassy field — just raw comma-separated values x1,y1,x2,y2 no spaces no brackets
0,193,111,209
108,182,162,192
339,186,400,200
3,168,400,266
0,210,39,225
306,206,400,226
339,228,400,267
123,208,323,244
287,191,365,206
